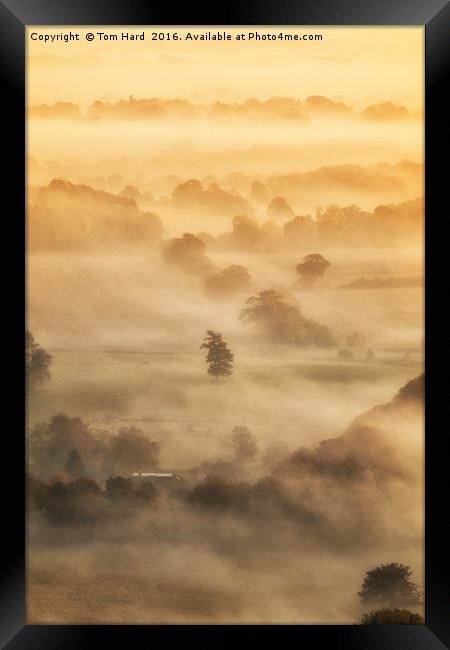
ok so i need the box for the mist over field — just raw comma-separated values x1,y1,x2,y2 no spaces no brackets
26,26,424,624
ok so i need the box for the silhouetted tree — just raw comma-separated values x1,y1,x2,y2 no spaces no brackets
228,215,267,251
171,178,248,214
45,414,95,471
359,563,423,610
105,476,135,501
120,184,141,201
171,179,203,206
204,264,252,298
240,289,335,348
39,477,101,524
250,180,268,203
346,331,367,349
135,480,159,504
200,330,234,379
360,609,424,625
106,427,160,477
27,474,49,512
64,449,87,480
267,196,294,220
26,330,52,386
231,426,257,460
188,476,250,510
296,253,330,285
163,233,213,276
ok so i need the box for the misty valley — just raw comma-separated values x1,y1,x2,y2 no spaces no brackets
26,26,424,625
26,198,424,623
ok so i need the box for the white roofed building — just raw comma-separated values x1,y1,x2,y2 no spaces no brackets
131,471,186,493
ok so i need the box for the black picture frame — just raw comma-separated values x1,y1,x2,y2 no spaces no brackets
1,0,448,647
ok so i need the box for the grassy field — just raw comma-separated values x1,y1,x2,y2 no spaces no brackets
27,346,422,469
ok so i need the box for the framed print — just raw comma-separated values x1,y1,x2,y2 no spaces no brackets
1,0,449,647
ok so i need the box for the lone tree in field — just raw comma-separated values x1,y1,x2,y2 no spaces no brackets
358,563,423,610
201,330,234,379
296,253,330,286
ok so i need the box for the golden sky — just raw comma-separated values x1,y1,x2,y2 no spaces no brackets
27,26,424,108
